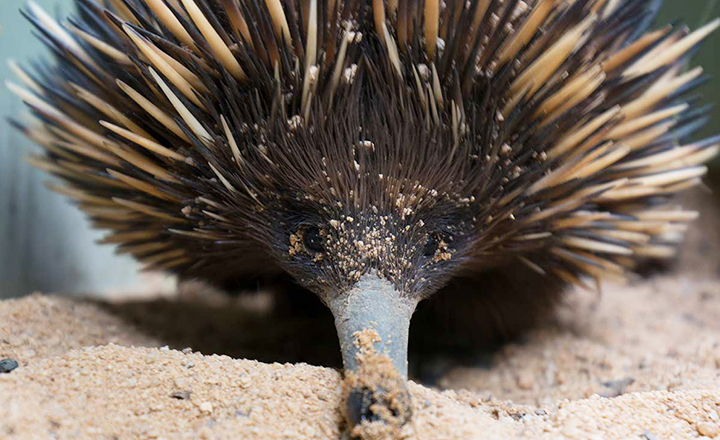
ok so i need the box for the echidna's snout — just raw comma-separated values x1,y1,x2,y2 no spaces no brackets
326,273,417,432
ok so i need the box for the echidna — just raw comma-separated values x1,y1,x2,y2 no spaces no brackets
8,0,720,434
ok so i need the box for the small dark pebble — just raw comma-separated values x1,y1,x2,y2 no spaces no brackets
170,390,192,400
0,358,19,373
599,377,635,397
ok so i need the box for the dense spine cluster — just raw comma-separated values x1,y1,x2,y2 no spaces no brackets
7,0,719,294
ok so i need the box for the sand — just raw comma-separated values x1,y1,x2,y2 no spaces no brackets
1,274,720,439
2,192,720,439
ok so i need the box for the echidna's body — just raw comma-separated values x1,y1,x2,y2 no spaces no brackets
9,0,719,433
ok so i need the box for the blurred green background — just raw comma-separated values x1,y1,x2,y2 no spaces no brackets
657,0,720,143
0,0,718,297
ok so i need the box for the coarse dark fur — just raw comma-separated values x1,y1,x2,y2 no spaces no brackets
9,0,719,352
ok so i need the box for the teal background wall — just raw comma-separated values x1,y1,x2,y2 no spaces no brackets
0,0,718,298
0,0,142,297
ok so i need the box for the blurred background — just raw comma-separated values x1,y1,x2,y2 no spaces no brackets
0,0,719,298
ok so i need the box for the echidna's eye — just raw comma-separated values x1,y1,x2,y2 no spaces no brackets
303,227,324,253
423,236,438,257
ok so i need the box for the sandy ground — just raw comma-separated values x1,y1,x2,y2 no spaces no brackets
1,191,720,439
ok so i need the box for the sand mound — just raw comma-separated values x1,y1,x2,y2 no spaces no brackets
2,274,720,439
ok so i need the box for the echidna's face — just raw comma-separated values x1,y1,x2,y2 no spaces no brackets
267,190,476,300
224,71,491,301
247,109,480,300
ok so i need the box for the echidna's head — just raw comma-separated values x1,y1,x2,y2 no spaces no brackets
11,0,720,433
252,84,480,302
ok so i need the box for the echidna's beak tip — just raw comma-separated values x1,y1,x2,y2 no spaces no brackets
345,381,412,429
325,273,417,434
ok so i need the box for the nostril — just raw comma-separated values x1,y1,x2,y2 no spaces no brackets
345,387,381,426
344,385,411,432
